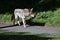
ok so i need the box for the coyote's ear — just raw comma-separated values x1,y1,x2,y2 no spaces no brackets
31,8,33,11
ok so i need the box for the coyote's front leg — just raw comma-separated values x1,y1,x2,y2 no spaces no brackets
22,18,26,28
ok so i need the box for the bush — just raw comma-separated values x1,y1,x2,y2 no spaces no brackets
46,8,60,26
0,12,11,22
32,8,59,26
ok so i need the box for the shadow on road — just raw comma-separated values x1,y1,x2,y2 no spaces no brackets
0,35,52,40
0,24,18,29
0,21,45,29
21,20,45,26
20,20,45,26
26,21,45,26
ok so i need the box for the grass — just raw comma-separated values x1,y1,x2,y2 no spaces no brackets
0,12,11,22
0,30,60,40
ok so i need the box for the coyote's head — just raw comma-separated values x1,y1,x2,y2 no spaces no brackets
23,8,34,17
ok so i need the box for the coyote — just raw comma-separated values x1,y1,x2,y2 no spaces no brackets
12,8,34,28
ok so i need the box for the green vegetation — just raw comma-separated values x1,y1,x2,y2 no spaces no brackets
0,31,60,37
32,8,59,26
0,12,11,22
0,31,60,40
46,8,59,26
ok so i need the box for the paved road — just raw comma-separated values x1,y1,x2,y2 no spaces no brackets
0,25,60,34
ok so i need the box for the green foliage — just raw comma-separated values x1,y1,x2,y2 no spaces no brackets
46,8,60,26
32,12,46,23
0,31,60,40
32,8,59,26
0,12,11,22
32,11,53,23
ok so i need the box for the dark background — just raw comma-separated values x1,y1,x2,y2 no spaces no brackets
0,0,60,13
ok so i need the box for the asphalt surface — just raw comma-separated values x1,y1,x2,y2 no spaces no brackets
0,25,60,34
